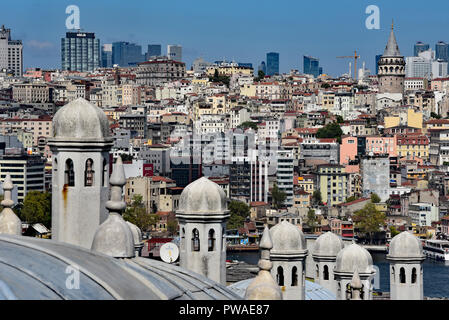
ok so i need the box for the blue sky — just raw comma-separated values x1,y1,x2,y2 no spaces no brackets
2,0,449,76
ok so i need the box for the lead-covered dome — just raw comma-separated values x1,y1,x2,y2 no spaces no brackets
313,232,344,258
387,231,424,260
335,243,374,274
52,98,111,140
177,177,227,215
269,220,306,253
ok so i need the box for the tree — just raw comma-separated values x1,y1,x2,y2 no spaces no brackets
238,121,258,131
255,70,265,81
316,122,343,143
20,191,52,228
353,202,386,244
389,226,400,237
345,195,359,203
431,112,442,119
370,193,381,204
306,209,317,229
271,184,286,209
167,219,178,236
227,200,250,229
123,194,159,231
336,115,344,123
312,190,322,206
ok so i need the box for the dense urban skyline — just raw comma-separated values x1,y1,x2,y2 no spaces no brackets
2,0,449,75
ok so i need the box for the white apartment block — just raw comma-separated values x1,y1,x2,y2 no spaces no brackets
0,25,22,76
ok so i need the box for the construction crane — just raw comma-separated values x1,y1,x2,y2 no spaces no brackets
337,50,360,81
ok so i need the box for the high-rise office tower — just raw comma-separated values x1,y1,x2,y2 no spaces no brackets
436,41,449,61
101,44,113,68
112,42,144,67
0,25,23,76
146,44,161,60
414,42,429,57
375,54,382,75
303,55,320,78
167,45,182,61
61,31,100,72
266,52,279,76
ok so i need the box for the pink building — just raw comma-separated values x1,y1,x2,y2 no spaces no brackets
365,136,397,157
340,136,357,165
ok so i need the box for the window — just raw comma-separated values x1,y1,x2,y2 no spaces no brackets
192,229,200,251
208,229,215,251
400,267,406,284
64,159,75,186
323,265,329,280
291,266,298,286
392,267,395,283
84,159,94,186
102,158,108,186
316,264,319,278
411,267,417,284
277,266,284,286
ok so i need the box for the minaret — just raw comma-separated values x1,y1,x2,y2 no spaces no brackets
387,231,425,300
47,98,113,249
378,20,405,94
269,220,308,300
176,177,229,285
0,174,21,235
312,232,344,296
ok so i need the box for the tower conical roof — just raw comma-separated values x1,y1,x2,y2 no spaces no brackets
383,23,401,57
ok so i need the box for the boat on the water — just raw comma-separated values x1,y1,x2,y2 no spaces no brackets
423,240,449,261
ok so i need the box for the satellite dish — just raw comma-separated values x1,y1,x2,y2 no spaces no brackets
160,242,179,264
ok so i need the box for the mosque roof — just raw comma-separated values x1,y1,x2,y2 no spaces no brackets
228,278,336,300
0,234,240,300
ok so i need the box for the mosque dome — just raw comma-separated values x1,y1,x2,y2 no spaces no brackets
313,232,344,258
269,220,306,253
177,177,228,215
387,231,425,260
51,98,111,141
126,221,143,247
0,234,240,300
335,243,374,274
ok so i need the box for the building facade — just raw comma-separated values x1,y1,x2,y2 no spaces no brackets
61,31,100,72
0,25,23,76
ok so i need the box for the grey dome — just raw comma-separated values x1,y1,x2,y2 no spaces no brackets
387,231,424,260
177,177,227,215
126,221,143,247
0,234,240,300
52,98,111,141
313,232,344,258
269,220,306,253
335,243,374,274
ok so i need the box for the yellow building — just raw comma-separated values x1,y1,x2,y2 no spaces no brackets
298,175,315,194
240,84,256,97
384,108,422,129
206,65,253,77
317,164,348,206
396,134,429,160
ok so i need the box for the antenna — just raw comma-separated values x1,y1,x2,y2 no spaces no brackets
160,242,179,264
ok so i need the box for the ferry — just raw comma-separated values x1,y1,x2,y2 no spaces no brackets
422,240,449,261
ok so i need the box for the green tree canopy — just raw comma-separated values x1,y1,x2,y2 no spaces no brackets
123,194,159,231
312,190,322,206
167,219,178,236
227,200,250,229
336,115,344,123
255,70,265,81
353,202,386,244
370,193,381,204
238,121,258,131
316,122,343,143
306,208,317,228
271,184,286,209
20,191,51,228
389,226,400,237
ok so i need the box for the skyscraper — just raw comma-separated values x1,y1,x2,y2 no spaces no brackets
266,52,279,76
303,55,320,78
101,44,113,68
167,45,182,61
414,42,429,57
61,31,100,72
112,42,144,67
146,44,161,59
0,25,23,76
258,61,266,75
436,41,449,61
